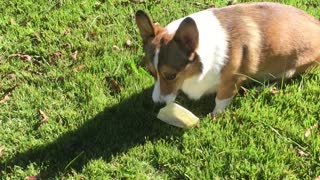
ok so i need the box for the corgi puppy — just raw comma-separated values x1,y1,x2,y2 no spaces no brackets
135,2,320,116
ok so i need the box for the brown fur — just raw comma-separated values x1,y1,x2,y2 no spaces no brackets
156,18,202,96
136,12,202,96
136,11,173,80
213,2,320,100
136,3,320,104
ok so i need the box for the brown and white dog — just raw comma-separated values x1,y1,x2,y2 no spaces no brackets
135,2,320,115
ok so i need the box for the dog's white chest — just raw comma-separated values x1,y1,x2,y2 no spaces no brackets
181,70,221,100
164,9,228,101
167,10,227,100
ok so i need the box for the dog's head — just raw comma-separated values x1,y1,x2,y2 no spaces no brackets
135,10,202,104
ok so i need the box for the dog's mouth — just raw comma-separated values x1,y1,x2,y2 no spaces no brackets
152,93,177,104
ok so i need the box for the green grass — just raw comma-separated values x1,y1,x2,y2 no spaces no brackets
0,0,320,179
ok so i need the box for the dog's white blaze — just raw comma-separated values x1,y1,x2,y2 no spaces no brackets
152,80,161,103
152,48,165,103
166,10,229,100
152,47,177,104
154,48,160,71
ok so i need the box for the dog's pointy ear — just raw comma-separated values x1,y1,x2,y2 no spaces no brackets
135,10,155,43
174,17,199,54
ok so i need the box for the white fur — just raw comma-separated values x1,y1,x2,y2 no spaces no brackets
162,94,176,104
284,69,296,78
152,10,229,105
166,10,229,100
153,48,160,70
152,80,176,104
152,48,161,103
212,97,234,114
152,47,176,104
152,80,161,102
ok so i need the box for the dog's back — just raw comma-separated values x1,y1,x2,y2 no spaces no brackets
213,2,320,80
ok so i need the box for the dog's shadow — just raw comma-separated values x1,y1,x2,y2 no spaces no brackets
3,75,308,178
1,86,214,178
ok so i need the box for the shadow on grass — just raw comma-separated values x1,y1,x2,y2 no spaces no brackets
1,86,214,178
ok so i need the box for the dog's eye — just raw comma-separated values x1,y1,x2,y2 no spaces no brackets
165,74,176,81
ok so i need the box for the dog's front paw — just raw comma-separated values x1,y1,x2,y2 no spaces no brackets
210,97,231,121
210,108,225,121
210,111,222,121
210,112,218,121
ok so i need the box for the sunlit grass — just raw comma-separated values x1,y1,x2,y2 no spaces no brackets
0,0,319,179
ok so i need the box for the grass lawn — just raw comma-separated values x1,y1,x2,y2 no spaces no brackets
1,0,320,179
